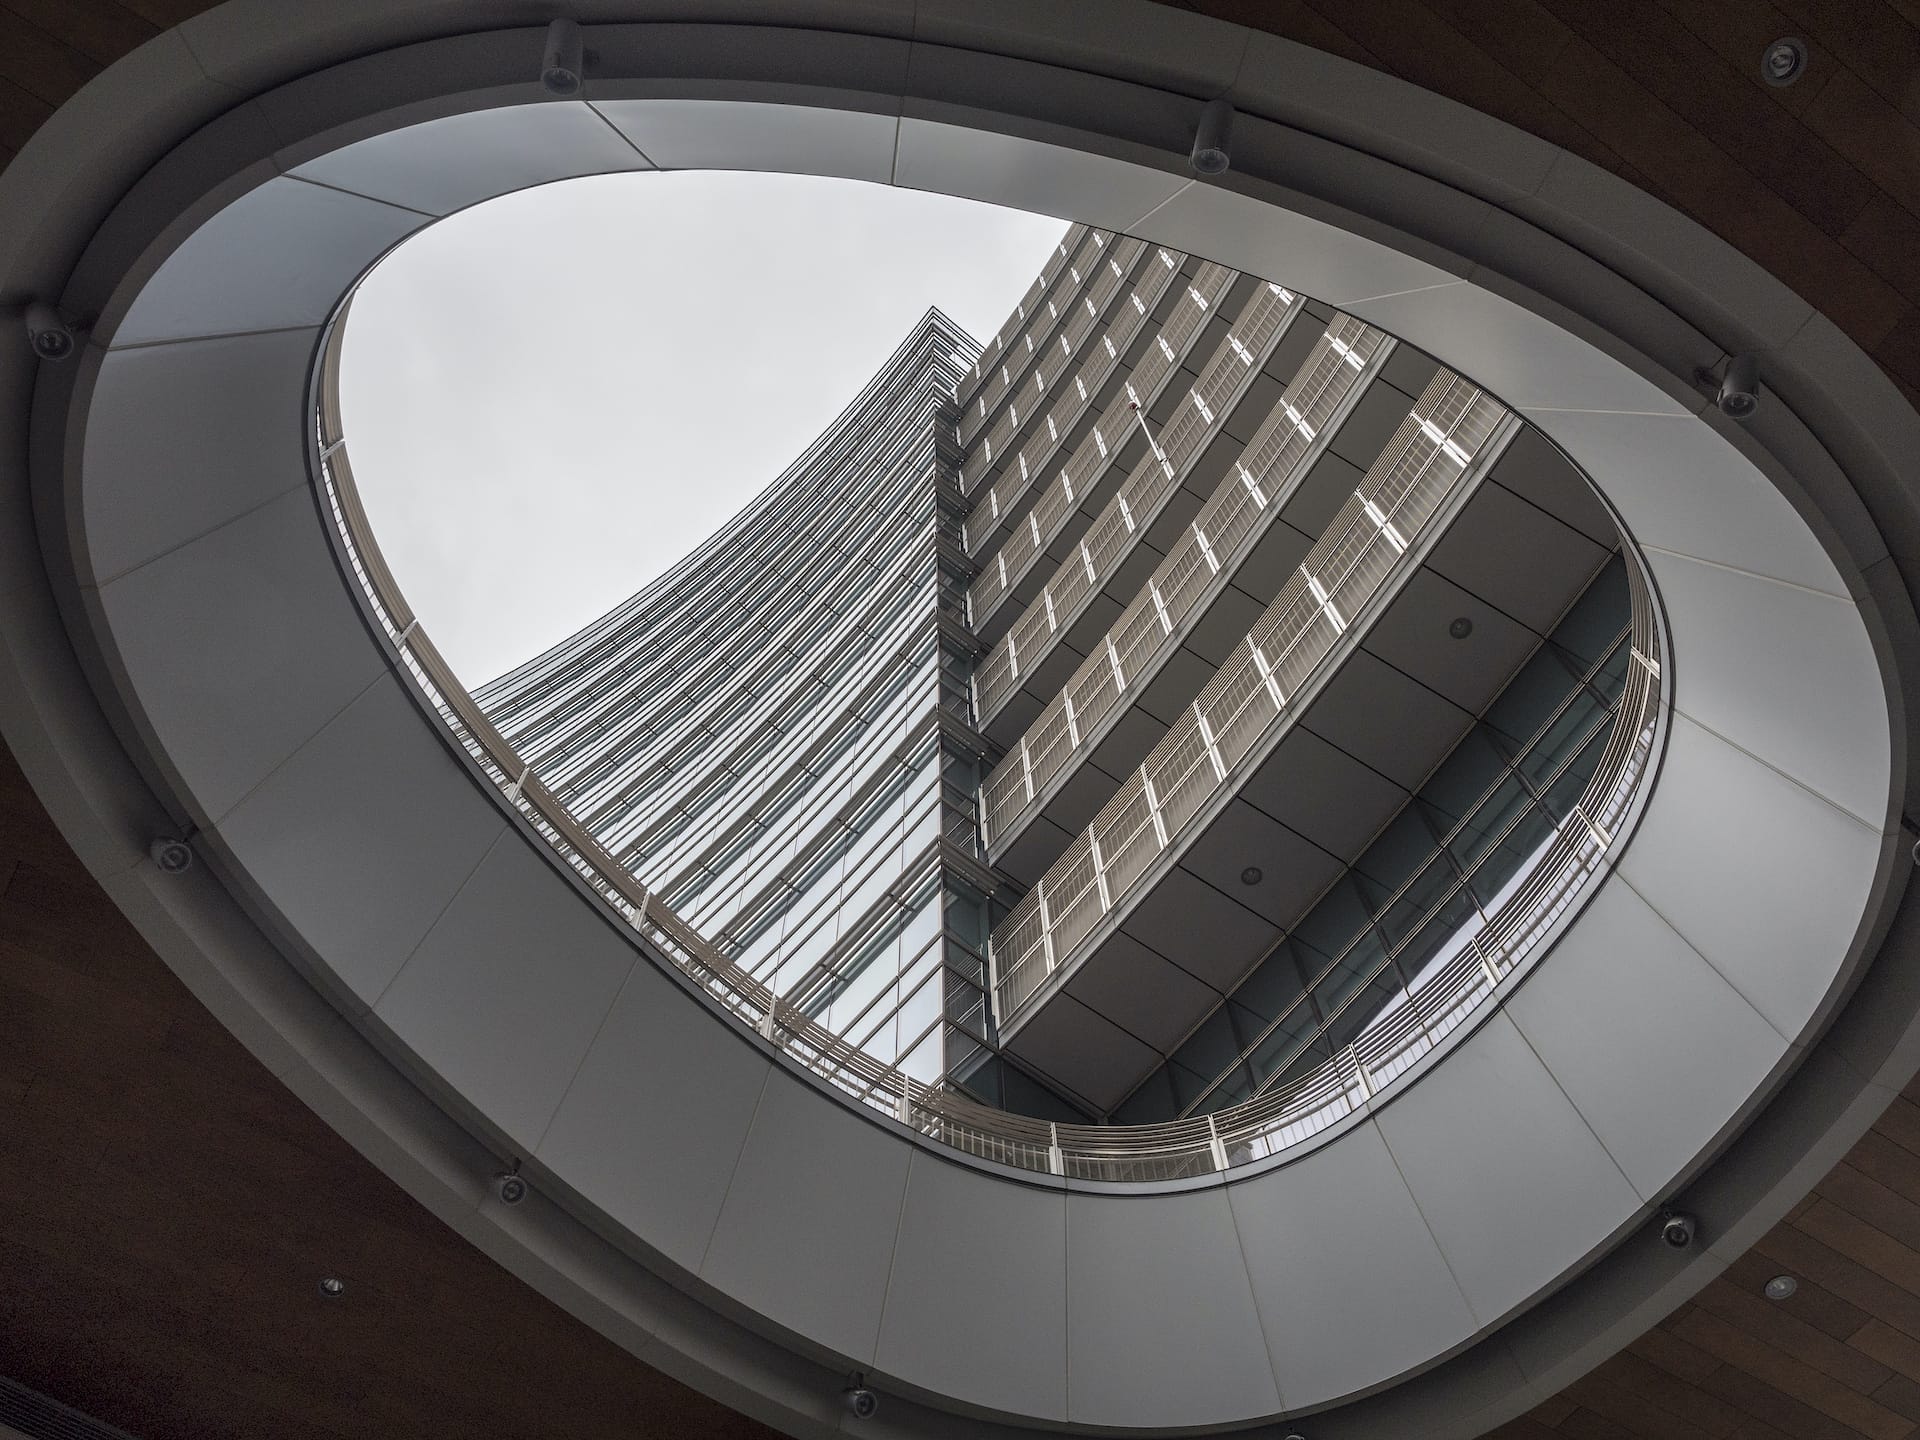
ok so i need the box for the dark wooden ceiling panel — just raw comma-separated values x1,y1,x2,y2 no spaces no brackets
0,743,779,1440
1178,0,1920,406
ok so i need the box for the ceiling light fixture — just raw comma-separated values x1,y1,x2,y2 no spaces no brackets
1660,1210,1698,1249
23,300,74,361
541,18,584,95
1241,866,1263,885
1762,37,1807,86
1448,616,1474,639
1191,97,1234,176
842,1376,879,1420
1716,353,1762,419
317,1276,346,1298
1764,1274,1798,1301
147,836,194,873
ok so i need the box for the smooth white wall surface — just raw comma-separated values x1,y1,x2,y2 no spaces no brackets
214,671,509,1008
1507,880,1793,1200
595,98,897,182
1616,713,1885,1041
1065,1187,1280,1428
111,176,428,346
535,950,773,1274
8,8,1908,1434
877,1154,1068,1421
90,486,388,824
1234,1117,1478,1411
290,101,653,214
79,328,320,586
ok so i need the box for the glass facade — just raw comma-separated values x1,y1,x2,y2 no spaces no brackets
473,306,1025,1092
431,219,1649,1157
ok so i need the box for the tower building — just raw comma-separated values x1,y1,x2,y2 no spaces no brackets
474,309,992,1092
468,222,1653,1165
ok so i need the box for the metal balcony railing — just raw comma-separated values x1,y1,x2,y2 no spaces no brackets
990,373,1514,1028
315,293,1660,1185
981,316,1392,852
971,278,1304,724
959,227,1111,448
965,259,1228,602
960,223,1091,407
957,236,1147,470
966,259,1237,654
1166,612,1643,1117
960,243,1182,519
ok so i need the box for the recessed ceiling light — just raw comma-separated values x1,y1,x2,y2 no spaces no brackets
318,1276,346,1298
1448,616,1474,639
1241,866,1263,885
1762,37,1807,86
1764,1273,1798,1301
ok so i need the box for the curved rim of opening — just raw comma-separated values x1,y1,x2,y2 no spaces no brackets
4,6,1912,1435
312,221,1669,1185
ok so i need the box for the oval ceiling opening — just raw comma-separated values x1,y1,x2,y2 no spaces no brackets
323,158,1650,1179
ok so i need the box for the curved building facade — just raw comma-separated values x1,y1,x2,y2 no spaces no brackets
471,309,988,1090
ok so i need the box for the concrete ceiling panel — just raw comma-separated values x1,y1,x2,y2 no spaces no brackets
291,100,652,214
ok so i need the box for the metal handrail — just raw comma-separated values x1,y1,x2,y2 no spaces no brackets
980,314,1389,852
957,238,1152,505
960,223,1092,407
961,240,1177,514
989,372,1516,1023
964,258,1229,629
313,301,1663,1185
972,277,1301,722
959,227,1118,449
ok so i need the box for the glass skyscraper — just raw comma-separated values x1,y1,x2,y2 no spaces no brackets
472,220,1642,1136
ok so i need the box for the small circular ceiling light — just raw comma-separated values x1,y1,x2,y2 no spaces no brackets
1448,616,1474,639
1764,1273,1799,1301
147,836,194,873
1763,37,1808,86
317,1276,346,1298
1241,866,1263,886
24,300,74,361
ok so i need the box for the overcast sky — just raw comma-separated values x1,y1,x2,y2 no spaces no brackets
340,171,1067,686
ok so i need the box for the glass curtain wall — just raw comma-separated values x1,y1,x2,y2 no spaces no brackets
477,229,1621,1131
474,306,1080,1103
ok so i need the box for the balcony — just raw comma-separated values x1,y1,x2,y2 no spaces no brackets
958,229,1129,454
984,411,1629,1115
958,224,1100,429
956,240,1169,521
963,259,1234,633
979,314,1395,866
